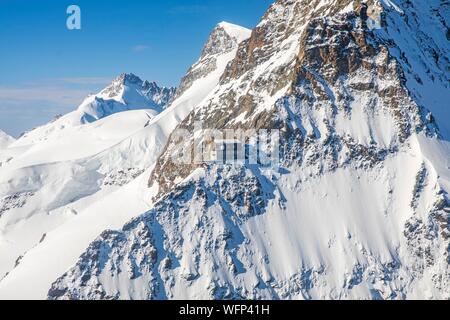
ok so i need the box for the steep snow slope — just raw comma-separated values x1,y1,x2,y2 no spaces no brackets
374,0,450,138
48,0,450,300
49,139,450,299
0,130,14,150
0,22,251,299
1,110,154,169
0,109,156,284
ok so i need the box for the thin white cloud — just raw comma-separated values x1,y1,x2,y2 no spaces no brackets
0,86,88,106
57,77,112,85
20,77,112,87
0,77,115,136
0,77,113,107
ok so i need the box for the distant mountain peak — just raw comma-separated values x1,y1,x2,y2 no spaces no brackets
115,73,144,86
100,73,143,99
13,74,177,144
95,73,176,111
0,129,15,149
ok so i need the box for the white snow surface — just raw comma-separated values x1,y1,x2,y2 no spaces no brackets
0,0,449,300
0,131,14,150
41,0,450,300
0,22,250,299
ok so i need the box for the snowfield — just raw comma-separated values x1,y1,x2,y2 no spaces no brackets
0,130,14,150
0,22,251,299
0,1,449,300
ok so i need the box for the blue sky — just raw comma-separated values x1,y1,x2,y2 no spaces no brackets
0,0,273,137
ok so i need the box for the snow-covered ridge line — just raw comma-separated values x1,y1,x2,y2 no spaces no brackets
0,130,15,150
48,0,450,300
0,21,252,300
174,22,251,100
10,73,175,148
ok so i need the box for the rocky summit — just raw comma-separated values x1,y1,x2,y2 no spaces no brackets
0,0,449,300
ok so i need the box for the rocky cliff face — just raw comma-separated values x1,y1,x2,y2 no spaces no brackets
48,0,450,300
48,166,276,300
174,22,252,100
149,0,439,196
0,21,252,299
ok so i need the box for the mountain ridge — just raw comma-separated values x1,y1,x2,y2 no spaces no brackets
0,0,448,300
0,130,15,149
11,73,175,147
0,21,252,299
47,0,450,300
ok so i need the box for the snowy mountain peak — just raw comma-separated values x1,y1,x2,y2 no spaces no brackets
0,11,251,300
2,0,450,301
132,0,449,299
98,73,175,108
117,72,142,84
99,73,141,99
217,21,253,44
12,74,176,145
200,22,251,59
72,73,176,124
174,22,251,100
0,129,15,149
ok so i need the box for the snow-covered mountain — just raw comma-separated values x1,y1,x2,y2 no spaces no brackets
0,0,449,300
14,74,175,147
0,130,14,150
43,0,450,300
0,22,251,299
